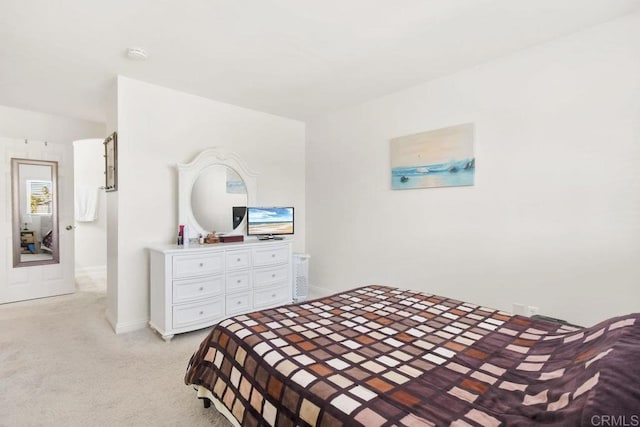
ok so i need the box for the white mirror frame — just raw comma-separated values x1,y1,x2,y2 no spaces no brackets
178,147,257,239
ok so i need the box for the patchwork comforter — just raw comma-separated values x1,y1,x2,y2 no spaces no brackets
185,286,640,426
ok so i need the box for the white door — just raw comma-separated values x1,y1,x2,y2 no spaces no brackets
0,138,75,303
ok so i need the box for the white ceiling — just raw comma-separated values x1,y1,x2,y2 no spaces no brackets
1,0,639,123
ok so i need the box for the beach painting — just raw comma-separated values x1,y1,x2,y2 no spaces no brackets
390,123,475,190
226,168,246,194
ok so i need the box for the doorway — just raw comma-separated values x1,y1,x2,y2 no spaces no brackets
73,139,107,291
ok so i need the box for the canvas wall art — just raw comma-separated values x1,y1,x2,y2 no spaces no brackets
226,168,246,194
390,123,475,190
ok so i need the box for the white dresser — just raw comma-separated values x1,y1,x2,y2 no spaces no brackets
148,239,293,341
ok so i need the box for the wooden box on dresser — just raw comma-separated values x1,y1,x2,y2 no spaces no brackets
148,239,293,341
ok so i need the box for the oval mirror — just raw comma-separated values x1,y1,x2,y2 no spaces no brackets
12,158,59,267
191,165,247,234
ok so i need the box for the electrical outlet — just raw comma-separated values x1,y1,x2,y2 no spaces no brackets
527,306,540,317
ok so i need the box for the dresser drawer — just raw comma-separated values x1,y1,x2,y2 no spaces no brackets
253,264,289,288
173,252,224,278
226,270,251,293
173,276,224,304
226,292,252,315
149,240,294,341
172,297,224,329
253,245,289,267
253,284,290,309
226,250,251,271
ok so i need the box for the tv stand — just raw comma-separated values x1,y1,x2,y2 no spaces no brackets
258,235,284,240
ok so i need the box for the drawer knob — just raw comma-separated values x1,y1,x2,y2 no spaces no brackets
237,258,241,262
237,279,241,284
272,273,276,278
199,287,204,291
199,311,204,315
271,254,275,258
237,301,241,305
271,293,276,298
199,263,204,267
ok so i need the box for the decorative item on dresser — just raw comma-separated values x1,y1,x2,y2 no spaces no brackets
148,239,293,341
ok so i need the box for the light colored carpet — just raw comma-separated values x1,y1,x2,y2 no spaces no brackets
0,278,233,427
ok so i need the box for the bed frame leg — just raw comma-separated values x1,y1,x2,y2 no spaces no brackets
202,398,211,408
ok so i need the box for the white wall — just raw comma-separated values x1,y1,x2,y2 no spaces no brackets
0,104,104,143
306,12,640,327
104,80,119,329
108,76,306,332
73,139,107,277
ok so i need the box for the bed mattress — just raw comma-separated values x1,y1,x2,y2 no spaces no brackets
185,285,640,426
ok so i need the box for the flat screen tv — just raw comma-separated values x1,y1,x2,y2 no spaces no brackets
247,207,294,240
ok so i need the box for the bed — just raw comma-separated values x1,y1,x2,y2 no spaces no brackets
185,285,640,426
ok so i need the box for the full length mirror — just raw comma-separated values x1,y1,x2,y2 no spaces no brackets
12,158,59,267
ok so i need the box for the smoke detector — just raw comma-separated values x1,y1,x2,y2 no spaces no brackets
126,47,148,60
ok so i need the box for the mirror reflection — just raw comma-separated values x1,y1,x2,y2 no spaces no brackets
191,165,247,233
12,158,59,267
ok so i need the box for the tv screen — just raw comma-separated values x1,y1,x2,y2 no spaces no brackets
247,207,294,238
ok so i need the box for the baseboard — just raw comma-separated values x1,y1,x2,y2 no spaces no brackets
114,319,148,334
105,310,147,335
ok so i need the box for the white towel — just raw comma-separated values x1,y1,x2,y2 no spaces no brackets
75,186,98,222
